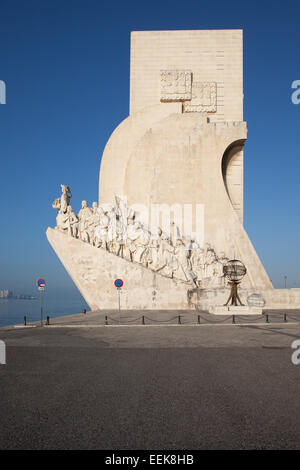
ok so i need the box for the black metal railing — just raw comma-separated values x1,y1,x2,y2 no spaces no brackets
17,312,300,327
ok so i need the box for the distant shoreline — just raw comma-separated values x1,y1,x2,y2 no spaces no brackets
0,297,37,301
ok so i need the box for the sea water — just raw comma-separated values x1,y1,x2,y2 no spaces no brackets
0,296,89,327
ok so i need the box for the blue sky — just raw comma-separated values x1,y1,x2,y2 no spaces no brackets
0,0,299,297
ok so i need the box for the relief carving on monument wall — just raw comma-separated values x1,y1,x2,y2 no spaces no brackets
183,82,217,113
52,186,229,290
160,70,192,101
160,70,217,113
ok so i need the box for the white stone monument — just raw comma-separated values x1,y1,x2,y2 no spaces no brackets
47,30,300,311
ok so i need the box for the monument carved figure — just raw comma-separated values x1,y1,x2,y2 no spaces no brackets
60,185,72,213
78,200,93,243
107,206,117,254
52,184,72,213
94,207,109,249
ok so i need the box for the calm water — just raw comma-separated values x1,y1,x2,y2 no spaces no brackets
0,297,89,327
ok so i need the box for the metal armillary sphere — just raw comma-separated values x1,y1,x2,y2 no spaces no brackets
223,259,247,306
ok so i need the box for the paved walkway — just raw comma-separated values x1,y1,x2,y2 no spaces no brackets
1,315,300,449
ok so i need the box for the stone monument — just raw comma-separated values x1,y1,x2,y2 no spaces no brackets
47,30,300,310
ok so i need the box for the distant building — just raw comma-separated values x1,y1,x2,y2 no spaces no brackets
0,290,13,299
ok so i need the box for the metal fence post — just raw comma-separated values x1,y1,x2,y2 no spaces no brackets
142,315,145,325
197,315,200,324
178,315,181,324
24,315,27,326
105,315,108,325
232,315,235,324
46,316,50,325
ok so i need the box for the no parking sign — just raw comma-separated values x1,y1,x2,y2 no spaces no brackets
36,278,46,290
114,279,123,289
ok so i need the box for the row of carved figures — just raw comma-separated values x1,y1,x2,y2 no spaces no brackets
52,185,229,287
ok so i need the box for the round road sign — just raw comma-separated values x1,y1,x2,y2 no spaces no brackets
114,279,123,288
37,278,46,288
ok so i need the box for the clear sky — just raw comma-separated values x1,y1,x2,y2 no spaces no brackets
0,0,299,297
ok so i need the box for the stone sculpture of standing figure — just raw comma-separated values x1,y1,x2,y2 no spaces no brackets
173,239,197,286
107,206,117,253
77,200,93,243
87,202,100,245
191,247,205,284
52,184,72,214
94,207,109,249
60,185,72,213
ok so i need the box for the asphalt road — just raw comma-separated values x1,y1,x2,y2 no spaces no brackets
0,320,300,449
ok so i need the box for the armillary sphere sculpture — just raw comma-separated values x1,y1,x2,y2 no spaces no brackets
223,259,247,306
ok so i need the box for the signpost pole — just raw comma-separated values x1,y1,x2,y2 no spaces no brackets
40,289,43,327
118,288,121,324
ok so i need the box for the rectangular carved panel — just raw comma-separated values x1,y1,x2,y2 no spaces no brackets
160,70,192,101
183,82,217,113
